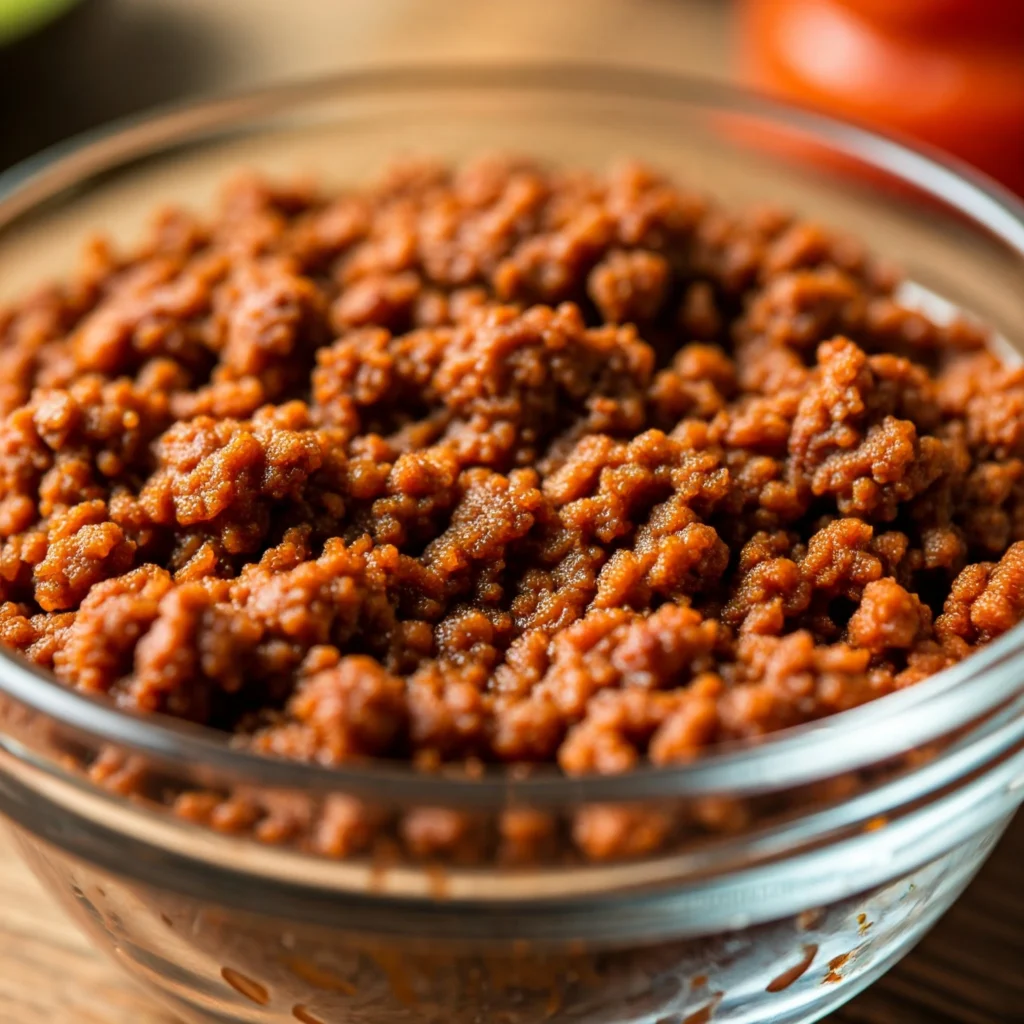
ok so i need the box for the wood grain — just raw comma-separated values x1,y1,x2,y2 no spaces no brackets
0,1,1021,1021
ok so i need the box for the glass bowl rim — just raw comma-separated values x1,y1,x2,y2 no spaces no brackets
1,62,1023,806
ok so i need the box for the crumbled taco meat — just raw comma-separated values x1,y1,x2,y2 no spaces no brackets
1,157,1022,859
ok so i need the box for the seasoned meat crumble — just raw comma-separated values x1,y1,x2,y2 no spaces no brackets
1,157,1022,859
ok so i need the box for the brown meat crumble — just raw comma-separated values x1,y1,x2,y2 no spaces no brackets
1,157,1023,859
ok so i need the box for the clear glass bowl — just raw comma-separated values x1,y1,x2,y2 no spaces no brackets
0,66,1023,1024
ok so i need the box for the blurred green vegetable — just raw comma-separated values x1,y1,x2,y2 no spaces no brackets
0,0,78,44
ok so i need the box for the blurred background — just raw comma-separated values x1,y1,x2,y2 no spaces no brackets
0,0,731,169
2,0,1021,191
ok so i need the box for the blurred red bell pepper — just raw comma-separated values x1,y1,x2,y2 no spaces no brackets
737,0,1024,194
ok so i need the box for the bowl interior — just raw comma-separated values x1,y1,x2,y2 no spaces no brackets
1,69,1021,350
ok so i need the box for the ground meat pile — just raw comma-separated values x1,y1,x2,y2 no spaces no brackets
2,157,1023,857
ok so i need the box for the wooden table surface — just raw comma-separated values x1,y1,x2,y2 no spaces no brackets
0,1,1021,1021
